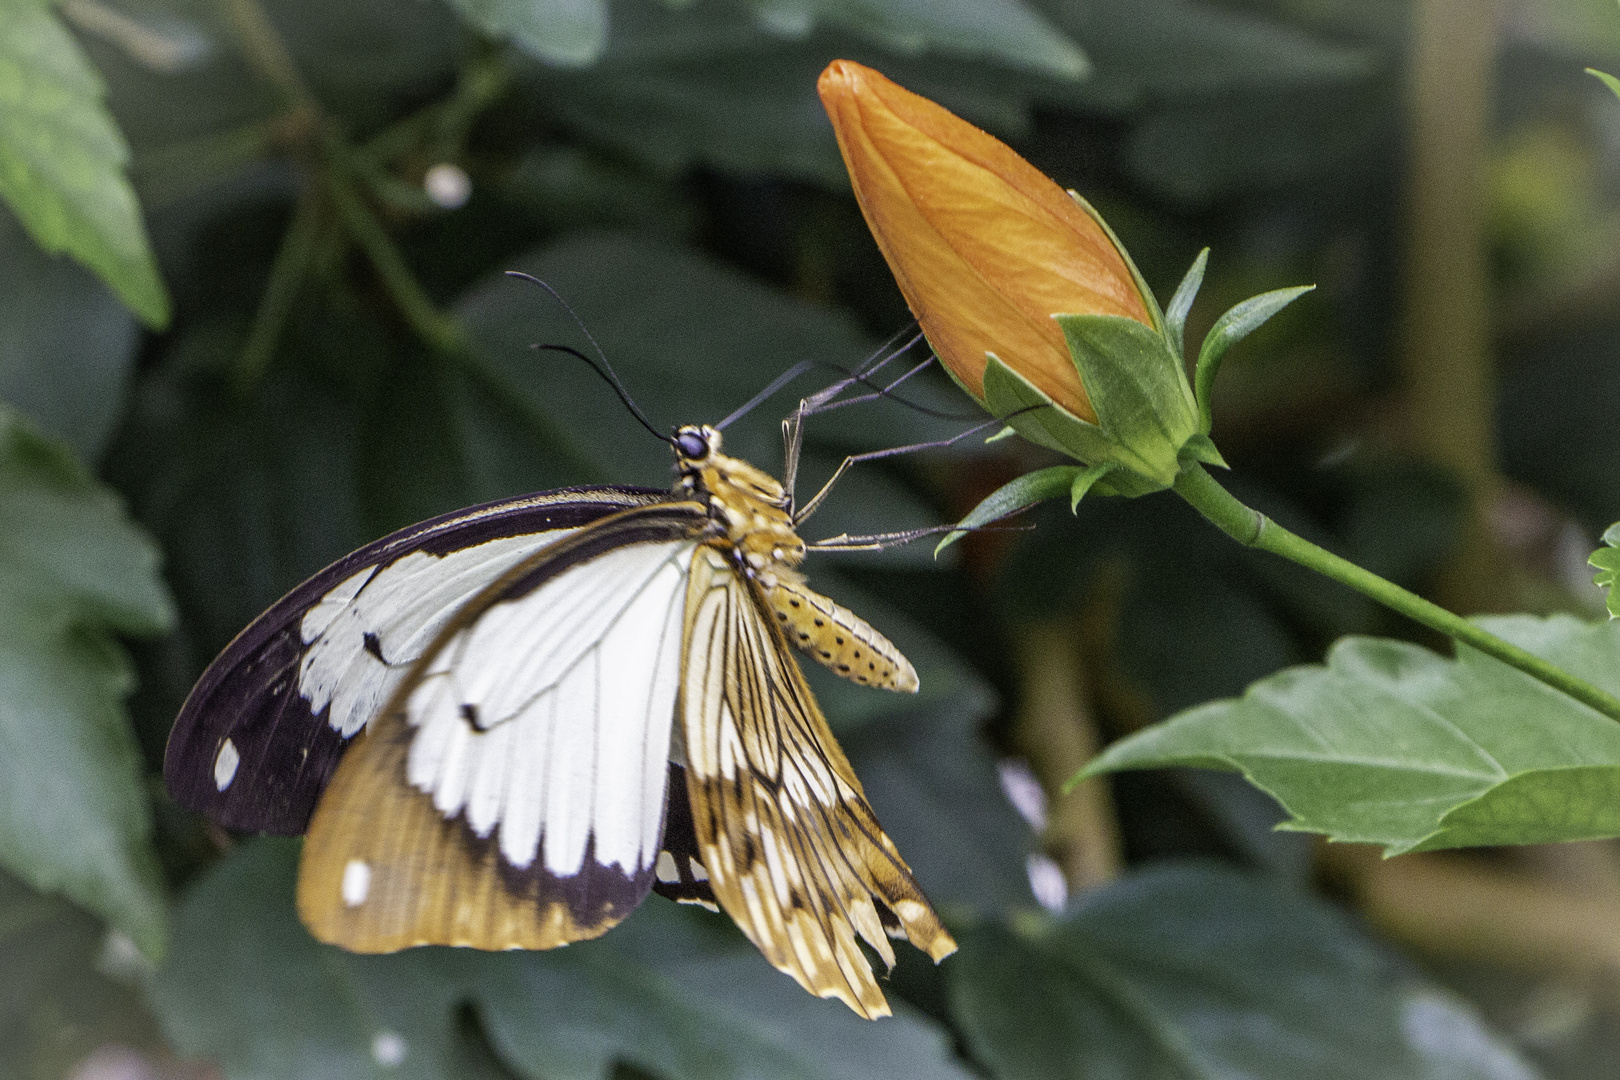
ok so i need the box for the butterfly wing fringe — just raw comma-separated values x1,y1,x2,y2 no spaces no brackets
680,547,956,1019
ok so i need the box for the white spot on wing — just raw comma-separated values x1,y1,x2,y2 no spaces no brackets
341,860,371,907
656,850,679,883
213,738,240,791
690,860,709,882
371,1030,406,1067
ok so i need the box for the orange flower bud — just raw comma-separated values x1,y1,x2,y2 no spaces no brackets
817,59,1152,425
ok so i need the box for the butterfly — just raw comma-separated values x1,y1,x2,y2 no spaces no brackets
164,418,956,1019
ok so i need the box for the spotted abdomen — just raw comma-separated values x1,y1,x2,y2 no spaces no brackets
764,580,918,692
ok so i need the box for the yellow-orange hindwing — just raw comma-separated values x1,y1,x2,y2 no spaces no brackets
679,545,956,1019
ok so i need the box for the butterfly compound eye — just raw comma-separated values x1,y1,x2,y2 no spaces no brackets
675,428,709,460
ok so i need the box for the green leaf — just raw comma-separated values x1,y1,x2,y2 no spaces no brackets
747,0,1087,79
0,206,138,460
1068,460,1118,511
1081,614,1620,854
153,838,979,1080
0,867,166,1080
443,0,608,67
948,862,1539,1080
1163,247,1209,362
935,465,1081,555
1055,313,1198,484
1194,285,1315,434
0,0,169,326
0,403,174,957
1176,432,1228,469
1593,522,1620,618
1588,67,1620,101
979,357,1164,496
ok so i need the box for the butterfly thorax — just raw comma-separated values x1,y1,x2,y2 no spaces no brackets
672,424,917,693
672,424,806,588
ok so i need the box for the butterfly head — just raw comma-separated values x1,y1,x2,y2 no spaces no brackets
671,423,803,575
672,424,720,466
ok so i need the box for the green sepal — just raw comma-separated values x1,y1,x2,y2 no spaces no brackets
1164,248,1209,361
980,356,1165,496
1066,191,1167,340
1178,432,1228,470
1055,313,1198,486
984,425,1019,444
1194,285,1315,434
935,465,1082,555
1589,68,1620,102
1594,522,1620,619
1069,461,1118,512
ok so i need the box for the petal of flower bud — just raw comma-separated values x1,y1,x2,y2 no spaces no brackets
818,59,1152,425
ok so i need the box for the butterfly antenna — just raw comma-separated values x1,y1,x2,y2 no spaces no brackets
506,271,671,445
533,344,671,445
715,359,817,432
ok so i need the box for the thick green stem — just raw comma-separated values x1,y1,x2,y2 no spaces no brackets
1173,464,1620,722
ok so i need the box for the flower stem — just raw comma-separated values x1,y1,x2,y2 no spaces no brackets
1172,464,1620,722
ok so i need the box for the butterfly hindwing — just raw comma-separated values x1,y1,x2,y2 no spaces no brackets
679,546,957,1019
299,504,706,951
165,486,673,835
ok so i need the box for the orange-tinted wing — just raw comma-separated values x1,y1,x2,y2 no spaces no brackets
679,545,956,1018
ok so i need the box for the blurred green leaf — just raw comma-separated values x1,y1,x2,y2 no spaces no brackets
0,206,138,460
947,862,1539,1080
1593,522,1620,618
525,0,1063,187
0,868,166,1080
746,0,1087,79
1083,615,1620,854
0,403,174,957
523,0,1377,191
1033,0,1379,112
0,0,169,325
1588,67,1620,101
445,0,608,67
108,344,375,663
154,837,978,1080
1124,83,1389,203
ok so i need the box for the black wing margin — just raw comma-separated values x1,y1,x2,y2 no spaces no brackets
164,486,677,835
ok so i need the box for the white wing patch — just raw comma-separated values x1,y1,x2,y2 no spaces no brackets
402,540,696,879
297,531,582,737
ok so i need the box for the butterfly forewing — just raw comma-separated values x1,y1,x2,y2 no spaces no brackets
679,546,956,1019
165,486,673,835
298,503,708,951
